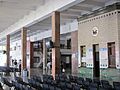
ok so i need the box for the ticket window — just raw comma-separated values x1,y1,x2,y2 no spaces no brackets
80,46,86,67
108,42,116,68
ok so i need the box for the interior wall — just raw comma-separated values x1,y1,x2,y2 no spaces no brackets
78,10,119,68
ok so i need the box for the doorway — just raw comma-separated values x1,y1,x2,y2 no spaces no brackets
93,44,100,78
108,42,116,68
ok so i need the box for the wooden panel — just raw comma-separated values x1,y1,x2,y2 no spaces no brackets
108,42,116,68
71,31,78,74
6,35,10,67
21,27,27,70
52,11,60,78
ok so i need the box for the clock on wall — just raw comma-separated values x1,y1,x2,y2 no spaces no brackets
92,27,98,36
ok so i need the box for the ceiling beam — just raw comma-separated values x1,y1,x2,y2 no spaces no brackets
61,13,80,17
70,5,92,11
62,10,81,16
82,0,105,6
28,25,51,31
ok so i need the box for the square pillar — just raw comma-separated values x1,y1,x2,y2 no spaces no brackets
6,35,10,67
71,31,78,75
52,11,60,77
30,42,34,68
43,39,47,73
21,27,27,70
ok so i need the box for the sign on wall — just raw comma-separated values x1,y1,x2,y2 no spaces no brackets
92,27,98,36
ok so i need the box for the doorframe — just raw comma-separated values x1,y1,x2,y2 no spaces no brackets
93,44,100,78
107,42,116,68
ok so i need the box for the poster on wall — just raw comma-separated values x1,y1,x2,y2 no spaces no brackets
99,48,108,59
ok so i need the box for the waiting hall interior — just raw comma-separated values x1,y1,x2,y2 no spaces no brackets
0,0,120,90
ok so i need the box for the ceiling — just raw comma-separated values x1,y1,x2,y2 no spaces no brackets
0,0,119,44
27,0,117,34
0,0,44,32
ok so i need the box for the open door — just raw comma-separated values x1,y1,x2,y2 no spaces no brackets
93,44,100,78
108,42,116,68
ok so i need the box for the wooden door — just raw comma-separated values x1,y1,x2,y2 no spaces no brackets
93,44,100,78
108,42,116,68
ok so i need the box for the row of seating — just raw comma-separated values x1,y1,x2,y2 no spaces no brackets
0,66,19,72
1,77,32,90
1,74,120,90
29,74,120,90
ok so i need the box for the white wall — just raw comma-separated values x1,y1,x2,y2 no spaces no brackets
78,10,119,68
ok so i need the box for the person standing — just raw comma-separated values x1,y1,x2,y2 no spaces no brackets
14,60,17,77
18,59,21,75
46,61,51,74
14,60,17,68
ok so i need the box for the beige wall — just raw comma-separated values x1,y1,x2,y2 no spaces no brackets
78,10,120,69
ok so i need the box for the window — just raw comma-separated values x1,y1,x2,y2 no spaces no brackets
81,46,86,57
67,39,71,49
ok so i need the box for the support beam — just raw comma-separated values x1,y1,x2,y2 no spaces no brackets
43,39,47,74
52,11,60,78
6,35,10,67
21,27,27,70
30,42,34,68
71,31,78,75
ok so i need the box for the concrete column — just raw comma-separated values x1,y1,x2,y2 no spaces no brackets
71,31,78,75
43,39,47,74
30,42,34,68
52,11,60,77
21,27,27,70
6,35,10,67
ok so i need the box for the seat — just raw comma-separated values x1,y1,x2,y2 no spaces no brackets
55,87,61,90
51,80,57,86
55,75,60,83
49,85,55,90
22,85,33,90
28,79,42,89
1,77,13,90
43,84,49,90
65,78,70,83
88,86,97,90
12,82,23,90
89,82,98,88
66,83,72,90
46,79,52,84
69,75,74,82
86,78,92,83
31,75,42,84
77,80,83,86
15,77,28,86
0,82,3,89
73,84,81,90
78,77,84,82
59,82,66,89
83,81,89,89
99,87,106,90
93,78,101,86
113,82,120,90
101,80,109,85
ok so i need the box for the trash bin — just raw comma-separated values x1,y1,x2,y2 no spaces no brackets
22,68,29,82
22,68,28,77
